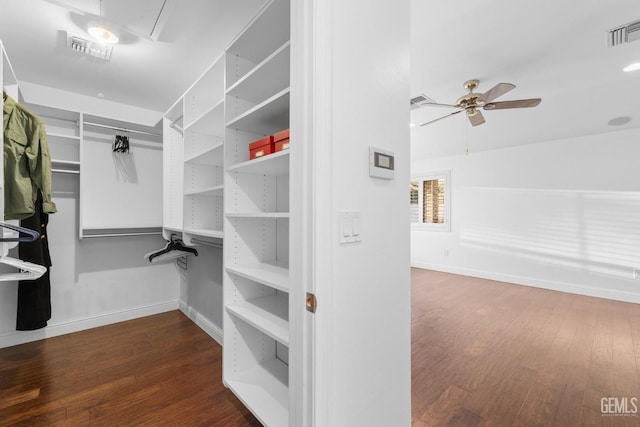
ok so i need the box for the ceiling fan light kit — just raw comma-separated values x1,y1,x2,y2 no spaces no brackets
418,79,542,127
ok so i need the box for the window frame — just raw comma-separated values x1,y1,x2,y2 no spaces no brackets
410,170,451,232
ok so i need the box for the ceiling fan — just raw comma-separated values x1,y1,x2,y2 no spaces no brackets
417,80,541,127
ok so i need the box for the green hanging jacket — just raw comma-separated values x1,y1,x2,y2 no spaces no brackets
2,95,57,220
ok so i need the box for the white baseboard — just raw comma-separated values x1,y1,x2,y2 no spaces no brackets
411,260,640,304
0,300,179,350
179,300,223,346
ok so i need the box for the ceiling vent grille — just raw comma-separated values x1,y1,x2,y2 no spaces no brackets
608,19,640,47
410,94,436,110
67,35,113,61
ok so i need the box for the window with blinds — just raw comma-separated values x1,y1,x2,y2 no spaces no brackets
410,181,420,223
423,179,445,224
410,171,451,231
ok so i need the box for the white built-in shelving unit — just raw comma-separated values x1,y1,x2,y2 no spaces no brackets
181,55,226,243
23,102,82,175
3,39,162,241
223,0,292,425
2,101,161,239
80,114,163,238
160,1,293,423
162,98,184,237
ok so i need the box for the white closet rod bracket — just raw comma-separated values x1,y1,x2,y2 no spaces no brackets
170,114,183,126
169,122,183,135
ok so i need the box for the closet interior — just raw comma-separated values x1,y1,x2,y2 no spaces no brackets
2,0,294,425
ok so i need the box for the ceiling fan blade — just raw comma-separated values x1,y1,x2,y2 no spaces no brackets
479,83,515,103
484,98,541,110
467,110,485,126
419,110,462,127
419,102,459,109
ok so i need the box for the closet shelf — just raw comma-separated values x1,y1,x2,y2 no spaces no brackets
226,41,291,103
183,228,224,240
226,88,290,135
227,293,289,345
226,262,289,292
184,142,224,165
183,98,225,135
47,132,80,141
184,185,224,197
226,212,289,219
227,150,289,176
225,358,289,427
163,226,183,235
183,54,224,124
23,102,80,122
225,0,290,64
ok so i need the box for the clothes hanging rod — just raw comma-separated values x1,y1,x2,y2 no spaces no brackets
83,121,161,137
82,231,162,238
52,168,80,175
190,238,223,248
82,227,163,238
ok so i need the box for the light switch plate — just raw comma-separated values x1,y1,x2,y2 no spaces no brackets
339,210,362,244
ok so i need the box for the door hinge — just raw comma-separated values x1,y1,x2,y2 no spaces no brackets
306,292,317,313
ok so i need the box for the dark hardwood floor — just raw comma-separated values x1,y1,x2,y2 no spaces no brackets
0,311,260,426
411,268,640,426
2,269,640,426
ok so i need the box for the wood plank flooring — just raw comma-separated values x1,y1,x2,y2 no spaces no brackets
2,269,640,425
0,311,260,426
411,268,640,426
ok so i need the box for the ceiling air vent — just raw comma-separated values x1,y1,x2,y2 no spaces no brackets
67,35,113,61
410,94,436,110
608,19,640,47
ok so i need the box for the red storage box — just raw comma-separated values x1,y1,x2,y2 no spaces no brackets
275,138,290,152
274,129,289,141
249,136,274,160
274,128,290,152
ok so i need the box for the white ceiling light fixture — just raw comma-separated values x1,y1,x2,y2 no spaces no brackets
623,62,640,72
88,26,119,44
88,0,118,44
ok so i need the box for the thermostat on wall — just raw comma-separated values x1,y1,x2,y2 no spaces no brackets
369,147,395,180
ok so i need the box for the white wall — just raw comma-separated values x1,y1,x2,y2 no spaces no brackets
19,81,162,127
0,173,180,348
411,127,640,302
178,244,224,345
305,0,412,424
0,85,180,348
